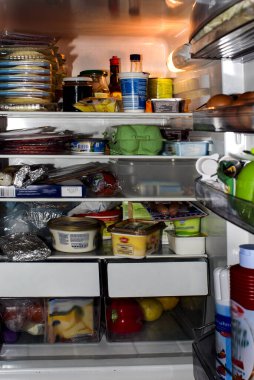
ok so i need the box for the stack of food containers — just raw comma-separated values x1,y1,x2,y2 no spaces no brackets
0,32,64,111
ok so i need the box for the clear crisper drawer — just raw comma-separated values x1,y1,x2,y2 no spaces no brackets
0,297,102,345
105,296,206,343
114,159,198,198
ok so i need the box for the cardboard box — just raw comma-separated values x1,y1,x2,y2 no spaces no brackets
0,185,87,198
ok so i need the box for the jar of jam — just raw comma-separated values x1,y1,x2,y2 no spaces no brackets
79,70,110,97
62,77,93,112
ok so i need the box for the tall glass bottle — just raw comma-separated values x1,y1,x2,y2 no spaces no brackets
109,55,122,99
130,53,142,72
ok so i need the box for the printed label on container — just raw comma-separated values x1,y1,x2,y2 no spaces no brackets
61,186,83,197
215,304,232,379
231,300,254,380
120,78,147,110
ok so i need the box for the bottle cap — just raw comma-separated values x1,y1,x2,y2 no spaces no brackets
110,56,120,65
239,244,254,268
130,54,141,61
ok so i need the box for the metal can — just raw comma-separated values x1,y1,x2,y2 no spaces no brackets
70,138,107,154
148,78,173,99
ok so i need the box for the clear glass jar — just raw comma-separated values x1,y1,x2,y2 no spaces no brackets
79,70,109,97
62,77,93,112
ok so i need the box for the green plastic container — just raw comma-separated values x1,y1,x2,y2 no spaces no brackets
108,124,163,155
235,161,254,224
173,218,201,236
236,161,254,202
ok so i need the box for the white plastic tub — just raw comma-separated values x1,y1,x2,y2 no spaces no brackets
167,231,206,255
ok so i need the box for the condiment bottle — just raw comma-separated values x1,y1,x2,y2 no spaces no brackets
109,56,122,99
230,244,254,380
130,54,142,72
214,267,232,380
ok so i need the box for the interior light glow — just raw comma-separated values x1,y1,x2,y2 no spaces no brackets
167,51,185,73
165,0,183,8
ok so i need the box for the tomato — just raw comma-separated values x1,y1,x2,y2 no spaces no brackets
26,302,44,323
106,298,144,334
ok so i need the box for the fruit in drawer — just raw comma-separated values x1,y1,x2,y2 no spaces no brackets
156,296,179,311
26,302,44,323
2,308,26,332
136,298,163,322
106,298,143,334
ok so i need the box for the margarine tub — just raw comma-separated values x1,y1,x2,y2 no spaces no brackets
108,219,165,259
47,216,104,253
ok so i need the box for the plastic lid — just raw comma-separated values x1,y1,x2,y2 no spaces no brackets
239,244,254,268
48,216,102,231
79,70,108,77
63,76,92,82
130,54,141,61
110,56,120,65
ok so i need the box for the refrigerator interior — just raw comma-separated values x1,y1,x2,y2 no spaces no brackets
0,0,254,378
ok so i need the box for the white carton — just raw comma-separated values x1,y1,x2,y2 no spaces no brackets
167,231,206,255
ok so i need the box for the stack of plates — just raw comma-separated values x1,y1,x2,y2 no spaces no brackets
0,33,64,111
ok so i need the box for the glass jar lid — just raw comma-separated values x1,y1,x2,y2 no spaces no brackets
63,76,93,82
79,70,108,77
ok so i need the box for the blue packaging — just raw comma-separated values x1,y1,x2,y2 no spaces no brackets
119,72,149,112
0,185,87,198
214,267,232,380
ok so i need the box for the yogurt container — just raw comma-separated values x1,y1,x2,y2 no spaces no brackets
107,219,165,258
47,216,103,253
119,72,149,113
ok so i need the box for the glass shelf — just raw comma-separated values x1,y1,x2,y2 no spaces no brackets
195,178,254,234
193,106,254,133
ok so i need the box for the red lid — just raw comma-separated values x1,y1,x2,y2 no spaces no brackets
74,209,122,218
110,56,120,65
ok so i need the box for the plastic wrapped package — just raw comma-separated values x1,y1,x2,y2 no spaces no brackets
0,233,51,261
47,298,102,343
0,298,45,344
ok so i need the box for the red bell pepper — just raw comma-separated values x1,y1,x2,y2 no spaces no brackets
106,298,144,334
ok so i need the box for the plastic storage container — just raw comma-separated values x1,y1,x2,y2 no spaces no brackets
114,159,198,197
163,141,210,156
74,209,122,239
173,217,201,236
0,297,102,344
151,98,184,113
47,216,103,253
107,219,165,259
167,231,206,255
108,124,163,155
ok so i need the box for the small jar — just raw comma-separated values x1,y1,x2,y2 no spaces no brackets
62,76,93,112
79,70,110,97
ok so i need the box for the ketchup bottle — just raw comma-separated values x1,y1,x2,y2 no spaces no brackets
230,244,254,380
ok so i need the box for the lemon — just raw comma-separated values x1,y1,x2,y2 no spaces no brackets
156,296,179,311
137,298,163,322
